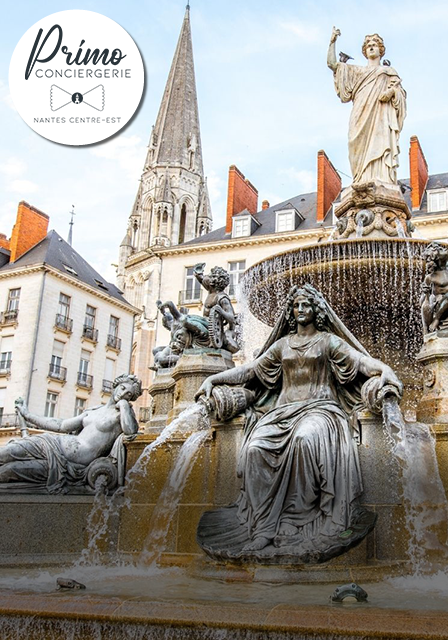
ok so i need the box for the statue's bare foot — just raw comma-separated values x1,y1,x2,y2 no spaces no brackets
278,523,298,536
429,320,439,333
242,536,270,552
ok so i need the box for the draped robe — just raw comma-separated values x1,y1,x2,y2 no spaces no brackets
334,62,406,184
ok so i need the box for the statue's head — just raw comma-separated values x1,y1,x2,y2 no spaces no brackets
208,266,230,292
112,374,142,402
423,242,448,273
171,327,190,353
362,34,385,59
286,284,327,331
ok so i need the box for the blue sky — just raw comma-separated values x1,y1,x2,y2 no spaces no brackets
1,0,448,281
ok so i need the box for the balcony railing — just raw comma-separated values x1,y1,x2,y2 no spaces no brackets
82,325,98,343
106,334,122,351
0,309,19,325
55,314,73,333
178,289,203,305
102,379,113,394
0,413,18,428
139,406,151,423
77,372,93,389
0,360,12,376
48,363,67,381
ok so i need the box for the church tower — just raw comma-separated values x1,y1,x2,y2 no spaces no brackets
118,5,212,282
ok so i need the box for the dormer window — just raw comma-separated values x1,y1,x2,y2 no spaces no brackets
275,205,304,233
428,189,448,213
232,217,250,238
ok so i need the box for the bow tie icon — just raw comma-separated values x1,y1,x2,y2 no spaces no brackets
50,84,105,112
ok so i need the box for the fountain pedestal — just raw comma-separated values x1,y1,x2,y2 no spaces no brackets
168,349,234,421
334,181,412,239
416,332,448,497
146,370,175,433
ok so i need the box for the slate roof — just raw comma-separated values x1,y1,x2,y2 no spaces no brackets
0,230,128,305
182,172,448,247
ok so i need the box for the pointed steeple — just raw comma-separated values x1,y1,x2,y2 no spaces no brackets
145,6,203,173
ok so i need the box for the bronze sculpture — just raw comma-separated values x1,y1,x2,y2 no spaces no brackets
196,285,402,563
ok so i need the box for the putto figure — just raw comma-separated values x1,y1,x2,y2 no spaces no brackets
327,28,406,185
193,263,240,353
0,374,142,494
421,242,448,334
196,285,402,563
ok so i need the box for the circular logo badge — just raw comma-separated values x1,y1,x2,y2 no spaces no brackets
9,10,144,146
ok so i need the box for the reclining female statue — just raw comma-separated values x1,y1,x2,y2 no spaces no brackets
0,374,142,494
196,284,402,562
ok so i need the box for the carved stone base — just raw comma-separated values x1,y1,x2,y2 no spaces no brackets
334,181,413,240
168,349,234,422
416,333,448,425
146,370,175,433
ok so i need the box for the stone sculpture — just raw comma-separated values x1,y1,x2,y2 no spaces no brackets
327,28,406,186
0,374,142,494
152,300,210,369
421,242,448,334
193,263,240,353
196,284,402,563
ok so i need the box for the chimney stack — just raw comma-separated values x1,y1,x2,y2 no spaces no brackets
9,201,49,263
262,200,270,210
226,165,258,233
317,150,341,223
409,136,428,210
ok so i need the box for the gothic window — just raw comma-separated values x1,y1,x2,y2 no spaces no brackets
132,221,139,248
179,203,187,244
161,208,168,236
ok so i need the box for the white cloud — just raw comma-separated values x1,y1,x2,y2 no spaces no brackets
278,168,315,193
0,157,27,178
7,179,39,194
279,21,323,44
90,134,146,180
0,79,16,112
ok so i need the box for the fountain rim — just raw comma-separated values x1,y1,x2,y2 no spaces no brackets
243,236,435,276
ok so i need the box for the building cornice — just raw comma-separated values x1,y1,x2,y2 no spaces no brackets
126,227,330,265
0,264,139,314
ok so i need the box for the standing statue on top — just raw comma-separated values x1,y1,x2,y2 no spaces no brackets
328,28,406,186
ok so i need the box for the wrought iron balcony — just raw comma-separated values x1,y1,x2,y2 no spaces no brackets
77,372,93,389
106,334,121,351
0,309,19,325
0,360,12,376
82,325,98,343
55,314,73,333
178,289,203,305
0,413,18,428
139,406,151,423
48,363,67,381
102,379,113,394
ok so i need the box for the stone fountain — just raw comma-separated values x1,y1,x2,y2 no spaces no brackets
0,26,447,640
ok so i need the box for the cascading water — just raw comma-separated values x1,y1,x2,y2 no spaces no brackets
382,397,448,575
78,403,211,567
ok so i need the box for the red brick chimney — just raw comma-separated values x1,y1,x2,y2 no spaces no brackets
409,136,428,210
262,200,270,210
9,201,49,263
317,150,341,223
226,165,258,233
0,234,10,251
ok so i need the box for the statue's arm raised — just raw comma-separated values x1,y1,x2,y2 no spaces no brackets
327,26,341,72
195,363,256,400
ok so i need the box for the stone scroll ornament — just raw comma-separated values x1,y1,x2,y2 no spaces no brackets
0,374,142,494
421,242,448,334
195,284,403,564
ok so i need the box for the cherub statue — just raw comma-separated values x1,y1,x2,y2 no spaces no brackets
193,263,240,353
421,242,448,333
